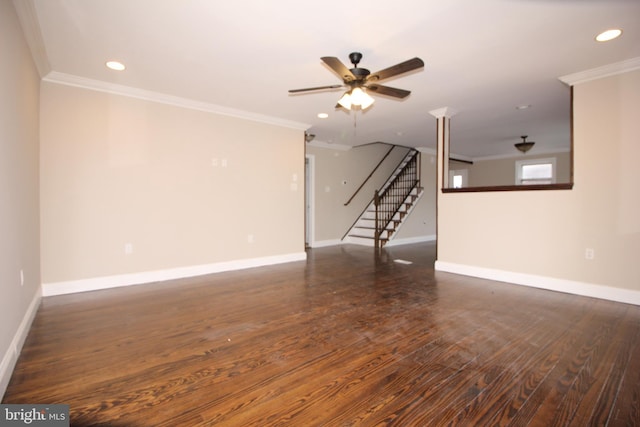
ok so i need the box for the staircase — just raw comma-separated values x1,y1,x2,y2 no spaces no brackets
344,149,423,248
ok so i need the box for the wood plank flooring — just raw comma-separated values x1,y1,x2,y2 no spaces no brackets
3,242,640,426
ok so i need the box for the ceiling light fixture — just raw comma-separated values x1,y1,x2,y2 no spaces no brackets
595,29,622,42
515,135,535,153
317,113,328,119
338,87,375,110
106,61,125,71
516,104,531,110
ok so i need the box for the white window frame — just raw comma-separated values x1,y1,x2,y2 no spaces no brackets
515,157,556,185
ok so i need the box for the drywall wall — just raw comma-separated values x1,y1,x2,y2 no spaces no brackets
437,69,640,304
0,0,42,397
40,82,306,291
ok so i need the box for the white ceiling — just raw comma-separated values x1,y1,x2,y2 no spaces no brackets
19,0,640,157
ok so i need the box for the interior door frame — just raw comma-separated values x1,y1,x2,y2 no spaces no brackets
305,154,315,248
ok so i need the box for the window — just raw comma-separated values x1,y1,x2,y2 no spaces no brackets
516,158,556,185
449,169,468,188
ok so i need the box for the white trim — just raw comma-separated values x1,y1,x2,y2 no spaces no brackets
43,71,310,131
1,287,42,399
435,261,640,306
559,57,640,86
429,106,459,119
42,252,307,297
306,139,352,151
305,154,315,248
385,235,436,247
310,239,343,248
416,146,437,156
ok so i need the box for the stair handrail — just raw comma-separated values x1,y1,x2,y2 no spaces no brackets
344,145,396,206
341,147,410,241
374,151,421,248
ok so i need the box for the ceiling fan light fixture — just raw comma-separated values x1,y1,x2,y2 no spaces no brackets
337,89,375,110
350,87,375,109
338,91,352,109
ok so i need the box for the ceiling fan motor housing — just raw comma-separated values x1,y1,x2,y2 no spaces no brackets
348,52,370,80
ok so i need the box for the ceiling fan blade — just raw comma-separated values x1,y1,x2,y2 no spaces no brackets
368,57,424,82
289,84,343,93
366,84,411,99
321,57,356,82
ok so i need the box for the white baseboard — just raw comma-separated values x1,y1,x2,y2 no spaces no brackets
42,252,307,297
310,239,343,248
385,235,436,247
435,261,640,306
1,287,42,400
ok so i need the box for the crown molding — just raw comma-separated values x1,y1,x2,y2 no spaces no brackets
416,146,437,155
42,71,310,131
306,139,352,151
12,0,51,77
559,57,640,86
429,106,459,119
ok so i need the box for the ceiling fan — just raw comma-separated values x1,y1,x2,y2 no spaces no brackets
289,52,424,110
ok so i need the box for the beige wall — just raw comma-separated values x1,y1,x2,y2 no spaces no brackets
306,143,436,245
40,82,305,287
0,0,41,396
452,151,571,187
437,69,640,300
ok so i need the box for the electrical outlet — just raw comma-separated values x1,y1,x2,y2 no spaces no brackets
585,248,594,260
125,243,133,255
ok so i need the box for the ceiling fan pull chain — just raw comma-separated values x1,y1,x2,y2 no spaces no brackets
353,112,358,140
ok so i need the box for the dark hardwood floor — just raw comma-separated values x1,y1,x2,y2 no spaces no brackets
4,242,640,426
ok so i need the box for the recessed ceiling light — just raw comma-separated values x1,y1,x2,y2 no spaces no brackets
106,61,125,71
516,104,531,110
595,29,622,42
317,113,328,119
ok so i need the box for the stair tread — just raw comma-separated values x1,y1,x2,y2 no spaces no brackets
349,234,388,240
354,226,395,231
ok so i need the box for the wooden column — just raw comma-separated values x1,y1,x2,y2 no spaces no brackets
429,107,457,259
